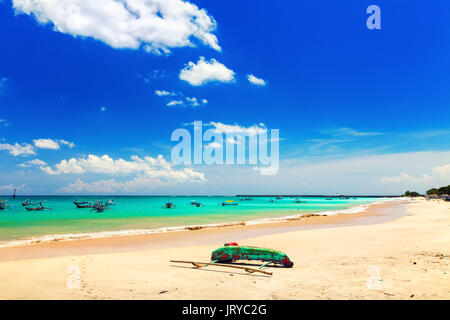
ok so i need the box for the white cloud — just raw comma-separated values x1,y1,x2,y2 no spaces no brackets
57,175,198,193
179,57,235,86
207,121,266,136
0,142,36,156
166,100,183,106
247,74,266,86
380,172,432,184
381,163,450,186
206,142,222,149
19,158,48,168
59,139,75,148
29,159,48,166
226,137,240,144
0,184,26,192
33,138,75,149
33,138,61,150
156,90,208,107
41,154,206,183
13,0,220,55
186,97,199,106
319,127,384,137
432,163,450,180
185,96,207,107
0,119,10,127
155,90,174,96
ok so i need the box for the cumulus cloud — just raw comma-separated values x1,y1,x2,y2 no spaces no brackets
0,142,36,156
166,100,183,106
18,158,48,168
33,138,60,150
29,159,47,166
247,74,266,86
380,172,432,184
33,138,75,149
41,154,206,183
13,0,220,55
155,90,175,96
185,96,207,107
156,90,207,107
1,138,74,157
381,162,450,186
432,163,450,180
57,177,165,193
59,139,75,148
0,119,10,127
207,122,266,136
206,141,222,149
179,57,235,86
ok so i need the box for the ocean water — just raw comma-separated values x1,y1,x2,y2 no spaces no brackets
0,196,391,244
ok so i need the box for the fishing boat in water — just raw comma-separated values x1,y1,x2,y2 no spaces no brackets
22,199,32,206
74,201,93,208
219,200,239,206
189,200,203,207
164,200,176,209
0,200,9,210
90,201,111,213
25,202,50,211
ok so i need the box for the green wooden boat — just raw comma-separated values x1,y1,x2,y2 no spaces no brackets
211,242,294,268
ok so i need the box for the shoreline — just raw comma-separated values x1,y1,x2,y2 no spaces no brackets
0,198,396,249
0,199,406,262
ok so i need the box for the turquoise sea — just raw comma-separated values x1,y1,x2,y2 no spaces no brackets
0,196,391,244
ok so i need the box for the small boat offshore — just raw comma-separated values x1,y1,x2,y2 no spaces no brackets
219,200,238,206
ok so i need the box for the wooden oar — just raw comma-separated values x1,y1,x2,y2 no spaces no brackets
170,260,273,276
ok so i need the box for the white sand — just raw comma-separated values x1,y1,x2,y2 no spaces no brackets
0,199,448,299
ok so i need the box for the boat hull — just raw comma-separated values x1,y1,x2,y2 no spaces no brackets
211,245,294,268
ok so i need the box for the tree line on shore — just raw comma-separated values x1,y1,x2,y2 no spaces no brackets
403,185,450,197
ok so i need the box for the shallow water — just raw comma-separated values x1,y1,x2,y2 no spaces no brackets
0,196,391,241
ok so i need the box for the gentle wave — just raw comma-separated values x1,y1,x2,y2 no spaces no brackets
0,198,398,248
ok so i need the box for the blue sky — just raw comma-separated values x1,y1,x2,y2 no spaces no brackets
0,0,449,195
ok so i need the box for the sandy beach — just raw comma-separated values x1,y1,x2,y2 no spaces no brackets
0,198,448,300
